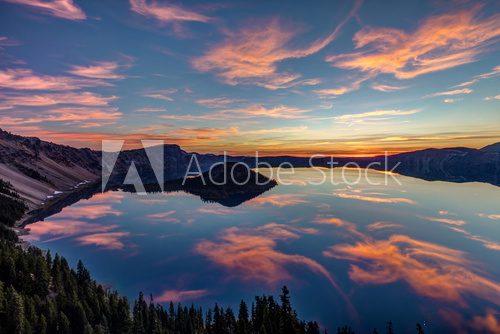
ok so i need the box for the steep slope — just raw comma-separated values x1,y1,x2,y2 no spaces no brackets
0,129,101,209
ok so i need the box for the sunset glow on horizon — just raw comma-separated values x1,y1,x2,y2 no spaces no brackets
1,0,499,156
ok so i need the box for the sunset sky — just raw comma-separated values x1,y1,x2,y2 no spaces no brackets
0,0,499,156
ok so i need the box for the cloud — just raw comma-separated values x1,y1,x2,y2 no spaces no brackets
56,205,122,220
130,0,210,23
0,91,118,109
334,109,421,124
76,232,131,250
314,76,367,97
428,88,473,97
134,107,166,113
23,219,118,242
367,221,402,231
471,310,500,334
370,83,408,92
192,1,360,89
194,224,344,294
324,234,500,306
478,213,500,220
143,88,178,101
196,207,237,215
420,215,466,226
333,192,417,205
4,0,86,20
196,97,242,108
443,98,462,103
156,289,209,303
455,65,500,87
147,210,180,223
0,68,110,90
160,104,312,120
68,61,127,79
484,95,500,101
326,6,500,79
247,194,307,207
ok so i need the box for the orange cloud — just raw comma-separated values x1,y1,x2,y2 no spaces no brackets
0,91,118,109
0,68,110,90
130,0,210,23
147,210,180,223
367,221,402,231
56,205,122,220
4,0,86,20
428,88,473,97
370,83,408,92
194,224,343,292
247,194,307,207
160,104,312,120
76,232,130,250
454,65,500,87
23,219,118,242
143,88,177,101
323,234,500,306
334,109,421,124
192,1,360,89
478,213,500,220
196,97,242,108
471,309,500,334
196,207,238,215
68,61,126,79
421,216,466,226
156,289,209,303
333,192,417,205
326,6,500,79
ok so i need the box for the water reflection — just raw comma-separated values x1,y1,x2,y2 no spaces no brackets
22,168,500,332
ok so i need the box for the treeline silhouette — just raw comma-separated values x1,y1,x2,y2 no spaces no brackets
0,179,426,333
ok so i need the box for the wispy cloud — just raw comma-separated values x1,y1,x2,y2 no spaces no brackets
484,95,500,101
334,109,421,124
0,91,118,109
454,65,500,87
68,61,128,79
0,68,110,90
156,289,209,303
143,88,177,101
130,0,210,23
4,0,86,20
195,97,242,108
326,6,500,80
160,104,311,120
134,107,166,113
192,1,361,89
371,83,408,92
428,88,473,97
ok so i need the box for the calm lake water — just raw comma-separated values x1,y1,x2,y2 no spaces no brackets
22,168,500,333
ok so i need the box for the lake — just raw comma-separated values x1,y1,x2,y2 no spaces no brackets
21,168,500,333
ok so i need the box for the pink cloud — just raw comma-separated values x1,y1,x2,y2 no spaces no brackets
23,219,118,242
4,0,86,20
68,61,126,79
130,0,210,23
155,289,209,303
192,1,360,89
0,68,110,90
324,234,500,306
0,91,118,109
76,232,131,250
326,6,500,80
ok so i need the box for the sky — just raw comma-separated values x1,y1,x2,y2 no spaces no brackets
0,0,499,156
